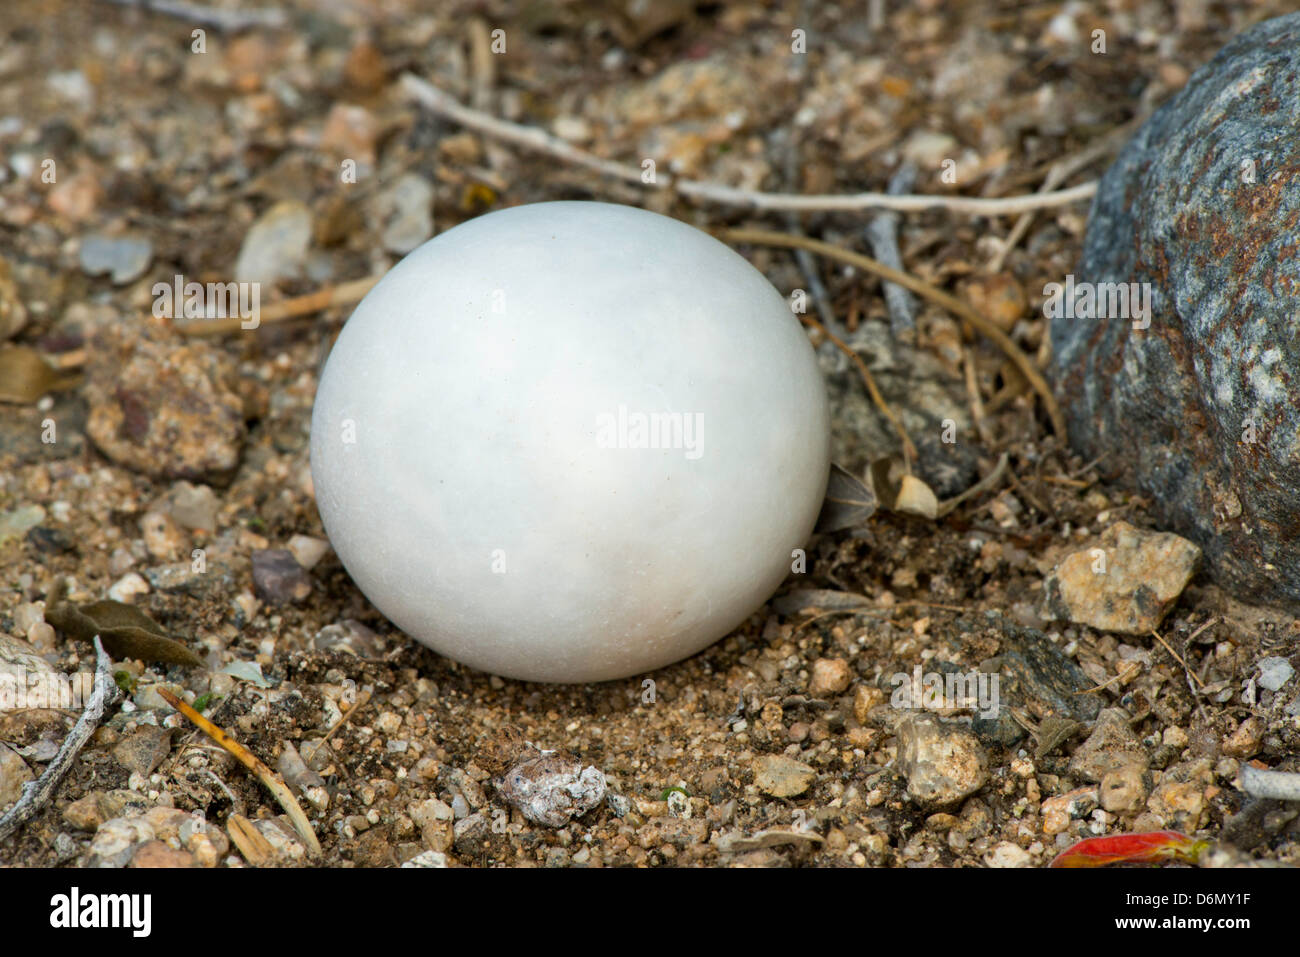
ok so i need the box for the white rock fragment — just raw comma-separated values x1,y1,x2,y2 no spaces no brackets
1256,656,1295,692
497,751,607,827
108,572,151,603
287,533,331,570
402,850,449,868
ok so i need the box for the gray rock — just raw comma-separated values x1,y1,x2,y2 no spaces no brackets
452,812,490,855
112,726,174,776
78,233,153,285
86,817,155,868
1068,708,1148,782
251,548,312,604
496,751,606,826
1051,14,1300,610
971,620,1100,746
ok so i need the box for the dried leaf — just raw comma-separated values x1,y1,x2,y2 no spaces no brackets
44,584,204,668
1050,830,1209,868
815,463,879,533
0,345,77,403
868,456,903,507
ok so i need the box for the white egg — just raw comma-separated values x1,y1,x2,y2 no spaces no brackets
310,201,829,682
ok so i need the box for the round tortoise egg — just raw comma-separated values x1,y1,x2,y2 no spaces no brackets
310,201,830,682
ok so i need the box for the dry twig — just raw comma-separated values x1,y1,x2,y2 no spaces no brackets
1240,764,1300,802
0,637,118,843
401,74,1097,216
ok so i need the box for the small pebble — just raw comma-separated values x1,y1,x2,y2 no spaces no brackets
287,533,331,570
78,233,153,285
1257,656,1295,692
752,755,816,798
107,572,150,603
808,658,852,697
377,173,435,254
896,713,988,808
251,549,313,604
234,200,313,285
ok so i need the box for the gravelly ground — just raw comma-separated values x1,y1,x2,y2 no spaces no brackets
1,0,1298,868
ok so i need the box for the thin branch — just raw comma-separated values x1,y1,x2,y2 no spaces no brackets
865,163,918,338
1151,628,1206,689
98,0,287,30
0,636,119,843
1240,764,1300,802
721,227,1067,439
400,74,1097,217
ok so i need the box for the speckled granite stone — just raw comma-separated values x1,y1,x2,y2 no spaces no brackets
1051,14,1300,609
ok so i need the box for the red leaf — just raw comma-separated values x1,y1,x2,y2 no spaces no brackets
1050,830,1209,868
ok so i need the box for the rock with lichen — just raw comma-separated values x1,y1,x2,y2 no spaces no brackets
1051,13,1300,610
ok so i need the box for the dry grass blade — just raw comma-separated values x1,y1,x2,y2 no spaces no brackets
1151,628,1206,689
157,688,322,857
935,452,1010,518
721,227,1067,439
173,276,381,337
226,813,276,867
